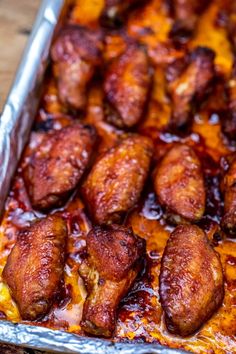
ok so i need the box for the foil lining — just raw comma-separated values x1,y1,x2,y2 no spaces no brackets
0,0,189,353
0,321,188,354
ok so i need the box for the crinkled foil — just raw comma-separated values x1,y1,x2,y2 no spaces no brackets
0,1,189,353
0,321,188,354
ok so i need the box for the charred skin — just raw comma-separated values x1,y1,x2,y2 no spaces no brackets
79,224,145,337
24,123,96,210
51,25,103,110
81,135,153,224
169,0,211,41
221,156,236,236
168,46,215,130
159,224,224,337
154,144,206,223
222,61,236,140
101,0,145,27
2,215,67,321
104,44,151,128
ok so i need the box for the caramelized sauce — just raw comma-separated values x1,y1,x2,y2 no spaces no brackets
0,0,236,353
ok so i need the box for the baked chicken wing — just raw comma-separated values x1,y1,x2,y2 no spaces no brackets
24,123,96,210
51,25,103,110
168,46,215,129
3,215,67,320
82,135,153,224
104,44,151,128
160,224,224,337
79,224,145,336
154,144,206,223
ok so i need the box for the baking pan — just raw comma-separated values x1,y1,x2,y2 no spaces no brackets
0,0,190,353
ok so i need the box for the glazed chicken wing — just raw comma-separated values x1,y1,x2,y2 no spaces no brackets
160,224,224,337
24,123,96,210
104,44,151,128
51,25,103,110
79,224,145,337
221,155,236,236
154,144,206,223
168,46,215,129
82,135,153,224
3,215,67,320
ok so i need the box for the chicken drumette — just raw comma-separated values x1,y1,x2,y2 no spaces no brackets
79,224,145,337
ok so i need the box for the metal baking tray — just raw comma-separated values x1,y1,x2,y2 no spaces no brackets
0,0,189,353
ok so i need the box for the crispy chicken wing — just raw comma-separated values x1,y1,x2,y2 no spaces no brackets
3,215,67,320
160,224,224,337
24,123,96,210
104,44,151,128
168,46,215,129
51,25,103,110
221,155,236,236
82,135,153,224
79,224,145,336
154,144,205,223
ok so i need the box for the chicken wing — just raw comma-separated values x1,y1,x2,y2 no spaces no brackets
51,25,103,110
168,46,215,129
154,144,206,223
79,224,145,336
104,44,151,128
160,224,224,337
82,135,153,224
24,123,96,210
3,215,67,320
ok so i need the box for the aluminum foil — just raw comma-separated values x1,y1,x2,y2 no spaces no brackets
0,321,189,354
0,0,190,353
